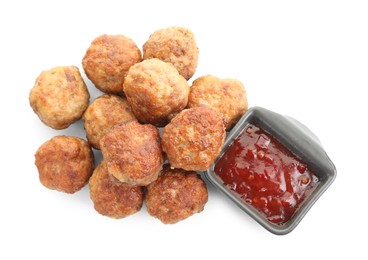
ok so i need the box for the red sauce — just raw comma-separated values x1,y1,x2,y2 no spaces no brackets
214,124,319,224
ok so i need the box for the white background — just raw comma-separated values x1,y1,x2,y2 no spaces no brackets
1,0,366,259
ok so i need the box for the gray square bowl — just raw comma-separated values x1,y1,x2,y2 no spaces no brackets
205,106,337,235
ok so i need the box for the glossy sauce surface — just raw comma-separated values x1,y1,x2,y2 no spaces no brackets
214,124,319,224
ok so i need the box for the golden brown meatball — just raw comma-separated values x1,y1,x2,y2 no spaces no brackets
123,58,189,127
100,120,163,186
89,161,143,219
188,75,248,130
29,66,90,129
34,136,94,194
143,26,199,80
83,94,137,149
145,165,208,224
82,34,142,94
162,106,225,171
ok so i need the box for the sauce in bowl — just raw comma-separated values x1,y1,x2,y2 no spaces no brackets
214,124,319,224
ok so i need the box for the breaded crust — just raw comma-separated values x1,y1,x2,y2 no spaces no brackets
82,34,142,94
188,75,248,130
83,94,137,149
143,26,199,80
162,106,225,171
89,161,143,219
145,164,208,224
29,66,90,129
34,136,94,194
123,58,189,127
100,120,163,186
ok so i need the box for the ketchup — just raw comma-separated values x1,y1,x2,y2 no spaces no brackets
214,124,319,224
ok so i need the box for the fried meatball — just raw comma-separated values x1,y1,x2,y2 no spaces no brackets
100,120,163,186
162,106,225,171
34,136,94,194
143,26,199,80
82,34,142,94
29,66,90,129
83,94,137,149
89,161,143,219
123,58,189,127
145,165,208,224
188,75,248,130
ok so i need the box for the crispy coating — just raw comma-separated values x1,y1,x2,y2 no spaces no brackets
29,66,90,129
162,106,225,171
145,165,208,224
188,75,248,130
34,136,94,194
82,34,142,94
89,161,143,219
123,58,189,127
83,94,137,149
143,26,199,80
100,120,163,186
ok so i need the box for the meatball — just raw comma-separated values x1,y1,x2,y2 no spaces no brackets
143,26,199,80
82,34,142,94
100,120,163,186
89,161,143,219
123,58,189,127
188,75,248,130
83,94,137,149
29,66,90,129
34,136,94,194
145,165,208,224
162,106,225,171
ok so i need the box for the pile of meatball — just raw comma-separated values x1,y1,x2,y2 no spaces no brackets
30,26,248,224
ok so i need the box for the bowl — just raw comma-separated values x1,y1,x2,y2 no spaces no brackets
205,106,336,235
